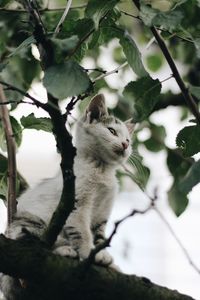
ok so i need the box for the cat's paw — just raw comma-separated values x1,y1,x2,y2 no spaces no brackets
54,246,78,258
78,244,94,260
95,250,113,266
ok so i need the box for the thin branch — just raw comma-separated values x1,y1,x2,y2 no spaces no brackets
122,161,200,277
121,10,193,44
0,85,16,225
0,80,47,109
93,62,128,82
65,62,129,118
54,0,72,37
85,202,152,267
132,0,200,124
0,4,86,13
65,92,90,120
153,205,200,275
150,26,200,123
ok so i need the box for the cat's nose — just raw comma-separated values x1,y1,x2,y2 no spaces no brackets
122,142,128,150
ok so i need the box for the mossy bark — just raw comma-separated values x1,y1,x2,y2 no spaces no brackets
0,235,195,300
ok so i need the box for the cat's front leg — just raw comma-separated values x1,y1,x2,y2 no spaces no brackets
63,209,94,260
93,221,113,266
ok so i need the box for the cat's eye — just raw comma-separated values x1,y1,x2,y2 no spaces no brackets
107,127,117,136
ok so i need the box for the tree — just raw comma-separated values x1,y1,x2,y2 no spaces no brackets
0,0,200,299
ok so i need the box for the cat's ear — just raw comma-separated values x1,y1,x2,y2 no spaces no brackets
125,119,135,135
86,94,108,123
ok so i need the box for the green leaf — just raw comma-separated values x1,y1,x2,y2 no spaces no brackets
194,38,200,59
144,123,166,152
0,153,8,174
8,36,36,58
43,60,92,99
51,36,79,63
21,113,52,132
146,54,163,72
10,116,22,147
128,153,150,190
179,160,200,194
0,62,7,73
123,76,161,122
140,4,183,31
0,174,7,200
0,153,28,200
0,116,22,151
0,48,40,104
167,148,194,179
189,84,200,99
119,32,148,78
0,0,12,6
168,181,189,216
0,124,7,152
85,0,120,29
176,125,200,156
120,152,150,191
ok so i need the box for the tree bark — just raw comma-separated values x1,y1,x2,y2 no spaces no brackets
0,235,195,300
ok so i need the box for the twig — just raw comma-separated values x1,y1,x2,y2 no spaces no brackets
132,0,200,124
153,205,200,275
121,10,193,44
65,62,129,118
93,62,128,82
54,0,72,37
85,203,152,267
64,92,91,120
123,160,200,276
150,26,200,123
0,80,46,109
84,68,107,74
0,4,86,13
0,85,16,225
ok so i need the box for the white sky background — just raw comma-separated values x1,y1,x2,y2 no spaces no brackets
0,41,200,299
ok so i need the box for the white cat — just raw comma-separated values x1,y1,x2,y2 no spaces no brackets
1,94,133,299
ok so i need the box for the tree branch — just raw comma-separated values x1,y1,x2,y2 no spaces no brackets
153,205,200,275
54,0,72,37
23,0,76,247
0,80,46,109
0,234,196,300
85,203,152,267
132,0,200,124
0,85,16,225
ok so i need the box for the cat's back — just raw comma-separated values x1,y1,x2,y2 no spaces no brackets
17,172,62,224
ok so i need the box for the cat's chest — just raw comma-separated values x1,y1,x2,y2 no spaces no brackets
74,157,117,195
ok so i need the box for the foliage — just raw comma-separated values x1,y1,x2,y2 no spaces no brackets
0,0,200,220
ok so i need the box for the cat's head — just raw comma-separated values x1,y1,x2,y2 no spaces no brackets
75,94,134,166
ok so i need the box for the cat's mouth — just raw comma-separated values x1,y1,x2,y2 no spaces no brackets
114,148,126,156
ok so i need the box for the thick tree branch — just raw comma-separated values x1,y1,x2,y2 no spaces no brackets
0,234,196,300
0,85,16,225
23,0,76,247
